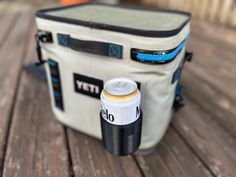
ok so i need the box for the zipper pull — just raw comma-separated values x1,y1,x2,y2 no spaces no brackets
35,30,53,66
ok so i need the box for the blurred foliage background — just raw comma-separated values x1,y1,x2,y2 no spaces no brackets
124,0,236,28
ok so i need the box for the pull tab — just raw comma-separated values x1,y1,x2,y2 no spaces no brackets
35,30,53,66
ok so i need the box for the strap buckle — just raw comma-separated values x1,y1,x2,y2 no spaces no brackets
174,84,185,110
185,52,193,62
35,30,53,66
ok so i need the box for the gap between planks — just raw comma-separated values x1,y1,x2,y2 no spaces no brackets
2,16,71,177
135,99,236,177
0,10,34,177
172,102,236,177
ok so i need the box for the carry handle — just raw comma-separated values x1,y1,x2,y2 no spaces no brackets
57,33,123,59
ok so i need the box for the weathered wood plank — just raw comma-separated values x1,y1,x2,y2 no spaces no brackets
192,0,203,18
141,0,236,27
186,36,236,96
188,35,236,74
160,128,213,177
198,0,209,19
2,16,71,177
184,30,236,105
182,70,236,138
182,0,191,11
136,127,213,177
184,55,236,103
136,154,173,177
218,0,234,24
181,23,236,138
0,10,19,47
173,103,236,177
230,4,236,26
0,12,33,176
208,0,221,21
155,0,168,8
168,0,183,10
191,20,236,52
182,27,236,137
2,73,71,177
141,0,154,6
67,129,144,177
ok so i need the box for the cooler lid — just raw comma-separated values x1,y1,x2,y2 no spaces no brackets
36,3,191,37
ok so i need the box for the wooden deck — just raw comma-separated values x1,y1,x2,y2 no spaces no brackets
1,4,236,177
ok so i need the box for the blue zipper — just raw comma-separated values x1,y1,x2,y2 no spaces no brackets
136,36,189,62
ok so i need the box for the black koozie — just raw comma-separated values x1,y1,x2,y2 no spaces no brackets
100,111,142,156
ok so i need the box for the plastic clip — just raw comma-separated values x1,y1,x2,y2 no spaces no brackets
174,84,185,110
35,30,53,66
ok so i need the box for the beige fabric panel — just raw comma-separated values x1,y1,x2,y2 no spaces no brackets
47,4,189,31
36,16,190,150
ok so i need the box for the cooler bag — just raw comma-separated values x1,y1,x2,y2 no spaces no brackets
35,3,192,151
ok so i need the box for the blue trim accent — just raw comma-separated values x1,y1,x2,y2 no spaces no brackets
108,44,122,59
55,103,63,109
172,68,182,84
54,91,61,98
51,77,60,84
48,60,57,67
175,84,183,96
137,37,189,62
57,33,70,47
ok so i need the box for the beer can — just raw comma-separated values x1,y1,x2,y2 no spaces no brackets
100,78,142,155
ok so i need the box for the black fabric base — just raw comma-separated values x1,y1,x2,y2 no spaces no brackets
100,111,142,156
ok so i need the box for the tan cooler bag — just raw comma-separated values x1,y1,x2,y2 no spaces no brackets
35,3,192,152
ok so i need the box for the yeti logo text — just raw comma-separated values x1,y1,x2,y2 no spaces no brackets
73,73,104,99
76,81,100,94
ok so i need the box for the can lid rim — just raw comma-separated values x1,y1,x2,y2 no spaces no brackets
104,78,137,96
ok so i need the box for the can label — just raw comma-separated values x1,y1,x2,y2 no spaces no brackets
101,101,141,125
100,78,141,125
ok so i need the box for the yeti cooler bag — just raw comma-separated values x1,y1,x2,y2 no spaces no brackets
35,3,192,151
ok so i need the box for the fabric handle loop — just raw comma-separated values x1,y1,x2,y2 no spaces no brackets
57,33,123,59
